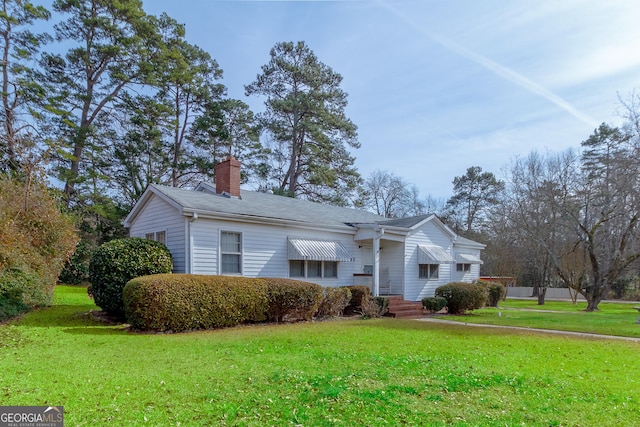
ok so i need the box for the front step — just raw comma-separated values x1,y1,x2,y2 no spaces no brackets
382,295,424,319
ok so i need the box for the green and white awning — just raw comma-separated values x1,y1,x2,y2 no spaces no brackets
287,238,354,262
417,245,455,264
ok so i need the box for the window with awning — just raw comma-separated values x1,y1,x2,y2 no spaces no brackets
417,245,455,264
287,238,355,262
455,253,484,265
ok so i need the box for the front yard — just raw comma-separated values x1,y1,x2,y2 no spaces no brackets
1,286,639,426
446,299,640,338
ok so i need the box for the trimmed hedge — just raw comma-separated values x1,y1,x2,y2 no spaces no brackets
435,282,488,314
316,287,352,318
478,281,505,307
342,285,371,315
123,275,326,331
422,296,447,312
123,274,269,332
265,278,324,322
89,238,173,317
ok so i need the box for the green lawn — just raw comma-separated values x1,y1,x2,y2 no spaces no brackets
445,299,640,338
1,286,640,426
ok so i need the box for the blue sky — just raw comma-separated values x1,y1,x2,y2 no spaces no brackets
103,1,640,198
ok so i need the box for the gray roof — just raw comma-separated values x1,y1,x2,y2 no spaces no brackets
149,184,387,229
378,214,433,228
454,235,486,248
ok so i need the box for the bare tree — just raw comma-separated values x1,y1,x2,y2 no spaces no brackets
361,169,422,218
500,127,640,311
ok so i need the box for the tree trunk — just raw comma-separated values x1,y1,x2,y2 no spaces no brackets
537,287,546,305
584,287,603,311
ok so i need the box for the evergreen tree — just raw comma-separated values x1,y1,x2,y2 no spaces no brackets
0,0,50,174
246,41,360,205
446,166,504,234
40,0,158,206
189,98,267,184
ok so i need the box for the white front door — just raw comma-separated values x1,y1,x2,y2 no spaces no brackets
361,244,373,274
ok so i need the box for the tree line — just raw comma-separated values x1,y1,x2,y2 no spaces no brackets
1,0,638,312
0,0,369,272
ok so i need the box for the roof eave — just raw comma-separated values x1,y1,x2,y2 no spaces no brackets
123,184,186,228
182,208,358,233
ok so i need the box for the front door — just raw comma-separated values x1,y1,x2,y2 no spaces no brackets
361,244,373,275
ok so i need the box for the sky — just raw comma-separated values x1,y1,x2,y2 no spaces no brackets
63,1,640,199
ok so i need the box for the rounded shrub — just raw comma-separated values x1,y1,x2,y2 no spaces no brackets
342,285,371,315
316,287,352,318
422,296,448,312
265,278,324,322
124,274,268,332
478,281,505,307
89,238,172,317
435,282,488,314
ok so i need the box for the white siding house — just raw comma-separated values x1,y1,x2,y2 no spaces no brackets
123,158,485,301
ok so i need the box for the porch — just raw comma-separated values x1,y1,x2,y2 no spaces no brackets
353,225,405,298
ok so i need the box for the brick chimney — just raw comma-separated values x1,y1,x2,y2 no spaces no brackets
214,156,241,197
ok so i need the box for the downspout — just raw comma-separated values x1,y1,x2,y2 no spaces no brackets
186,212,198,274
373,227,384,297
450,237,456,283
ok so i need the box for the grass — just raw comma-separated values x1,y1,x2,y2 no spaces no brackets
445,299,640,338
0,286,639,426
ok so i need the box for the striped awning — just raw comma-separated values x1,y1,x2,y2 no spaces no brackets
287,238,354,262
455,253,484,265
417,245,455,264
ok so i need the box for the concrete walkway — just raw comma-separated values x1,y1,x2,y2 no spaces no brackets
415,316,640,343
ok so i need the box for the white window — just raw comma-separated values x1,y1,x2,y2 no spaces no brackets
289,260,305,277
221,231,242,274
419,264,439,280
288,260,339,279
307,260,322,278
457,263,471,272
324,261,338,278
155,231,166,245
145,231,166,245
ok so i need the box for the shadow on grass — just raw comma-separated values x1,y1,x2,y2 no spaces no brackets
16,304,128,336
62,325,128,335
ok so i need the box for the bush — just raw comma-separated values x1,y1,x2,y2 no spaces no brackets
358,296,389,318
89,238,173,317
316,287,352,318
124,274,269,332
0,269,36,321
264,278,324,322
422,296,447,312
342,285,371,315
0,178,78,317
478,281,505,307
435,282,488,314
59,241,91,285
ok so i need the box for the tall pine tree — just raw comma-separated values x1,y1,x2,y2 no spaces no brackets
246,41,361,205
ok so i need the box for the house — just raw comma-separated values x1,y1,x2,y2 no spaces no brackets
123,157,485,301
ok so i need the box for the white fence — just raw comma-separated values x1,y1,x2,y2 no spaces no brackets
505,287,586,300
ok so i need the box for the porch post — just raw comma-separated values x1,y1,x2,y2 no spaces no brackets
373,236,380,296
